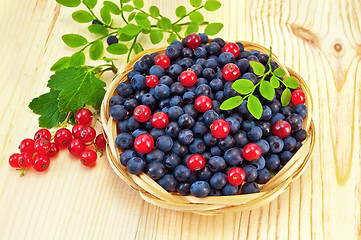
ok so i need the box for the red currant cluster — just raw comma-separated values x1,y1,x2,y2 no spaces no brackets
8,108,106,176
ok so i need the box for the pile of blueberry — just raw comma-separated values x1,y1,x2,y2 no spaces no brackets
108,33,308,198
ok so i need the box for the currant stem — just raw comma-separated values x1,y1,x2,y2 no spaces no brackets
120,1,129,24
127,33,140,62
16,168,27,177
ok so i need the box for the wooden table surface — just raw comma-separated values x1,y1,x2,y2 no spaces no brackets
0,0,360,239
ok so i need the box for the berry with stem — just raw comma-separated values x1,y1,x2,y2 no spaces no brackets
133,105,151,122
243,143,262,161
54,128,73,148
227,167,246,186
211,119,230,138
291,90,305,105
32,154,50,172
146,75,159,88
34,138,51,154
9,153,20,168
75,108,93,125
134,134,154,154
80,149,97,166
187,154,205,171
222,63,240,81
34,129,51,141
79,126,96,143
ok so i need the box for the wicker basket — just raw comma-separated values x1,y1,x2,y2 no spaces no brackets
100,41,315,215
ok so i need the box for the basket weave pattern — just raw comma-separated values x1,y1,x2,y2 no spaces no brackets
100,41,315,215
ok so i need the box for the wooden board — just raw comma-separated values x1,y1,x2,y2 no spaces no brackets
0,0,360,239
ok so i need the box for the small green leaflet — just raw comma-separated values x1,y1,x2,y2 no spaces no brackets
72,10,93,23
149,6,160,18
175,6,187,18
184,23,199,37
69,51,86,67
133,0,144,9
135,13,151,30
190,12,204,24
190,0,202,8
247,95,263,119
120,23,140,36
122,5,134,12
270,76,280,88
157,17,172,30
100,6,111,24
83,0,97,9
204,0,221,11
167,33,177,44
106,43,129,54
88,24,109,35
50,57,70,71
117,33,135,42
204,23,223,35
104,1,121,15
172,24,182,33
232,79,255,95
47,66,106,113
29,90,68,128
283,76,299,89
133,42,144,54
281,88,291,106
89,40,104,60
220,96,243,110
128,12,136,22
56,0,80,7
149,30,163,44
62,34,88,48
273,68,286,77
250,61,265,76
259,81,275,100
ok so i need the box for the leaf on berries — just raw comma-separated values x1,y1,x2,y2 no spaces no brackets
220,96,243,110
62,34,88,48
83,0,97,9
100,6,111,24
190,12,204,24
88,24,109,35
190,0,202,8
133,0,144,8
270,76,280,88
150,30,163,44
133,42,144,54
167,33,177,44
281,88,291,107
106,43,129,55
273,68,286,77
50,57,70,72
121,4,134,12
47,66,106,112
232,79,255,95
204,22,223,36
250,61,265,76
259,81,275,100
175,6,187,18
184,23,199,37
103,1,121,15
69,51,86,67
247,95,263,119
56,0,80,7
72,10,93,23
29,90,68,128
149,6,160,18
135,13,151,30
157,17,172,30
89,40,104,60
283,76,299,89
120,23,140,36
204,0,221,11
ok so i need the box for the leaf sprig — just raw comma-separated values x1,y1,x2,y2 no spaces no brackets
220,47,300,119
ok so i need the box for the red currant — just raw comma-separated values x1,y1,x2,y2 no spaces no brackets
222,63,240,81
146,75,159,88
34,129,51,141
95,134,106,149
291,90,305,105
194,96,212,112
185,33,201,49
272,120,292,138
72,123,85,139
187,154,205,171
80,149,97,166
75,108,93,125
223,42,240,58
151,112,169,128
211,119,230,138
133,105,151,122
243,143,262,161
18,152,33,168
154,54,170,69
9,153,20,168
48,143,59,158
134,134,154,154
79,126,96,143
32,154,50,172
19,138,36,155
54,128,73,148
179,70,197,87
227,167,246,186
34,138,51,154
68,139,85,156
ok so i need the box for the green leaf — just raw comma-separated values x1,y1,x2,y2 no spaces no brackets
259,81,275,100
69,51,86,67
250,61,265,76
167,33,177,44
190,0,202,8
56,0,80,7
273,68,286,77
72,10,93,23
135,13,151,30
247,95,263,119
172,24,182,32
184,23,199,37
128,12,136,21
100,6,111,24
140,29,151,34
88,24,108,35
50,57,70,71
117,33,135,42
175,6,187,18
104,1,121,15
106,43,129,55
157,17,172,30
120,23,140,36
189,11,204,24
149,30,163,44
283,76,299,89
29,90,68,128
149,6,160,18
121,0,131,3
220,96,243,110
281,88,291,107
83,0,97,9
270,76,280,88
89,40,104,60
133,0,144,8
102,56,117,62
47,67,106,112
62,34,88,48
121,4,134,12
232,79,255,95
204,0,221,11
133,42,144,54
204,22,223,35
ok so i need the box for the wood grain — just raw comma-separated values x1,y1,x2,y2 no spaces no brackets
0,0,360,239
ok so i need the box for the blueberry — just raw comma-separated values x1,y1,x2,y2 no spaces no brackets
241,72,259,85
241,182,260,194
212,37,225,48
178,182,191,196
120,150,137,166
190,64,203,77
115,133,134,149
190,181,210,198
281,106,292,118
167,106,184,121
124,98,138,112
167,64,183,79
205,58,218,70
270,113,285,125
154,84,170,100
194,85,211,98
256,168,271,184
209,172,227,190
178,129,194,145
203,110,219,127
230,113,243,125
174,165,191,182
196,58,207,68
218,52,235,67
166,45,180,59
189,138,206,154
222,183,239,196
192,121,208,138
158,99,170,109
178,57,194,70
181,47,194,58
145,149,165,163
235,41,244,51
201,68,215,80
257,122,272,137
251,156,266,170
109,105,128,121
150,128,165,140
218,135,235,151
158,174,178,192
212,100,221,113
202,133,216,147
280,151,293,165
239,51,251,59
247,55,259,62
207,156,225,172
209,78,223,92
134,90,146,102
247,126,263,141
178,114,195,129
170,82,185,96
209,189,222,196
126,157,146,174
127,116,141,132
142,93,157,109
224,81,240,100
238,100,253,120
146,161,165,180
292,129,307,142
233,131,249,148
198,33,209,43
149,65,165,78
92,19,102,25
163,154,181,170
292,104,307,118
210,146,222,156
206,42,221,56
243,165,258,182
109,95,125,106
162,107,170,114
193,47,207,58
151,52,159,58
169,95,183,107
117,120,129,133
171,140,188,157
107,35,118,45
283,136,297,151
286,113,304,131
116,82,134,98
183,104,198,119
183,91,197,104
215,91,226,102
197,166,213,181
158,75,172,87
141,54,155,67
156,135,173,152
294,142,303,151
164,122,180,138
241,120,256,132
225,117,240,135
170,40,183,50
260,106,272,121
265,154,280,170
235,59,250,73
268,99,281,114
133,61,148,74
132,129,147,138
267,136,284,153
224,147,243,165
255,139,270,155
